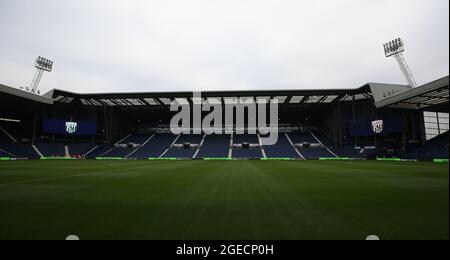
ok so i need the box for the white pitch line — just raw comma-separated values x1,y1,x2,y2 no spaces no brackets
0,163,167,187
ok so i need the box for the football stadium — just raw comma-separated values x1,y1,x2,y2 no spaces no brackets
0,0,449,243
0,74,448,240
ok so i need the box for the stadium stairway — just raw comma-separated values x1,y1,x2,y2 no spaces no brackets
161,134,199,159
125,134,155,158
35,143,66,157
0,143,39,159
85,145,114,158
192,134,207,159
310,132,338,157
161,134,204,158
0,147,13,157
0,128,14,157
286,132,337,159
312,131,377,158
101,134,152,158
129,133,178,158
288,132,318,144
0,125,17,142
68,143,98,157
261,133,300,159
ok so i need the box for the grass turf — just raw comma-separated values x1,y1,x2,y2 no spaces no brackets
0,160,448,240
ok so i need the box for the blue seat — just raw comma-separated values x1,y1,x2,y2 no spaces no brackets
131,134,177,158
232,148,262,159
289,132,317,143
404,132,449,159
196,135,231,158
86,145,114,158
68,143,97,156
36,143,66,157
0,143,39,159
263,134,299,158
299,148,334,159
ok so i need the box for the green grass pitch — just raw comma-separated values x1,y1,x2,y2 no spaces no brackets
0,160,448,240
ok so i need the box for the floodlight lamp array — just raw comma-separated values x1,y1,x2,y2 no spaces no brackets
35,56,54,72
383,38,404,57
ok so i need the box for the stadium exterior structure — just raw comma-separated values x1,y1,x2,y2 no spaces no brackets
0,76,448,161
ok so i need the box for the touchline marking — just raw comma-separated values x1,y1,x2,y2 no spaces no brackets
0,162,172,187
0,171,112,187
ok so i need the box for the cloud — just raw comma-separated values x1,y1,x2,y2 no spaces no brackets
0,0,448,94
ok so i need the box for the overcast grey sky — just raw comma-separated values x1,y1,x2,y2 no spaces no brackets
0,0,448,94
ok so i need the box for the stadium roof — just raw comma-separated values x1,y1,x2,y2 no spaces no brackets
41,83,413,108
374,76,449,112
1,77,448,111
0,83,53,105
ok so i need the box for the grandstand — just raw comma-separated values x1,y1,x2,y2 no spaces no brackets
0,76,448,161
403,131,449,160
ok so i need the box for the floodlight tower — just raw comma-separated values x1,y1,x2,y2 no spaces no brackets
383,38,417,88
29,56,53,94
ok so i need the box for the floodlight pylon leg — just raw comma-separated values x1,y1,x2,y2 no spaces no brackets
30,69,44,93
394,53,417,88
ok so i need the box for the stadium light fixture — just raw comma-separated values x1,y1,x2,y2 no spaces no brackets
383,38,405,58
383,38,417,88
29,56,54,95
